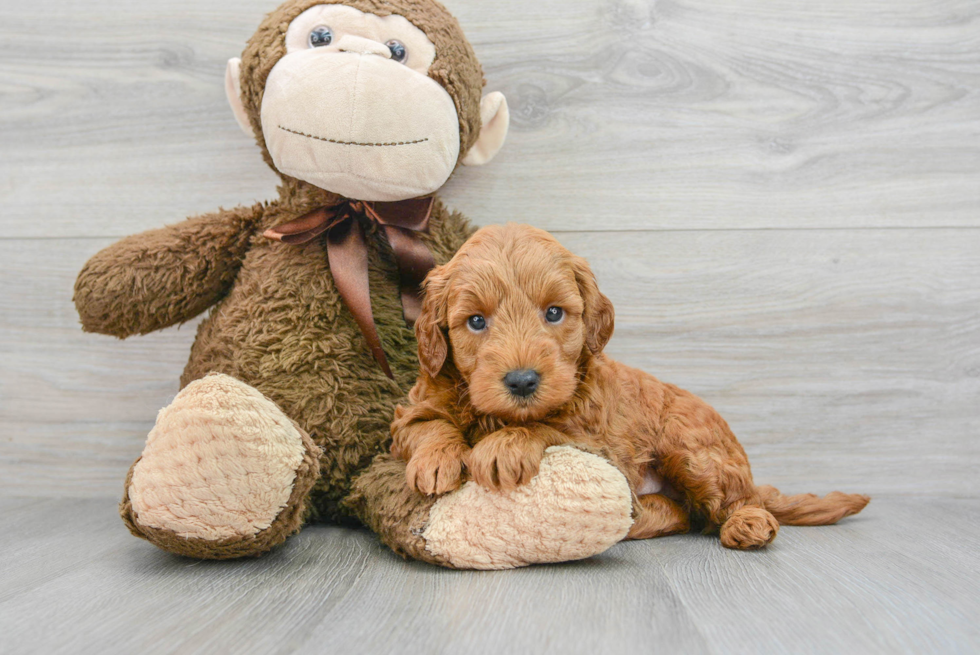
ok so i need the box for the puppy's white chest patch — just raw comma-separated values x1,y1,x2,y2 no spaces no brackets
637,468,665,496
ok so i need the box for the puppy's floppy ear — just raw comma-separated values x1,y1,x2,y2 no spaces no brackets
571,255,615,354
415,263,451,378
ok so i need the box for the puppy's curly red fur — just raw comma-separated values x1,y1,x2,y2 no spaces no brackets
392,224,870,549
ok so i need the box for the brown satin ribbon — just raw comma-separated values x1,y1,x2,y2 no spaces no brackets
263,197,436,380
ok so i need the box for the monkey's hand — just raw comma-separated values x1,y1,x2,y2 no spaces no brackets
73,205,262,338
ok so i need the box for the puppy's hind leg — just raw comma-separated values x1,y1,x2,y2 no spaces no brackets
671,454,779,549
659,388,779,549
626,494,690,540
719,506,779,549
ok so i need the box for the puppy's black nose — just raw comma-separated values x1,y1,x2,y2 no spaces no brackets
504,369,540,398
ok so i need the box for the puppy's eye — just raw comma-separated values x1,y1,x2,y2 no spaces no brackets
467,315,487,332
309,26,334,47
545,306,564,324
386,40,408,63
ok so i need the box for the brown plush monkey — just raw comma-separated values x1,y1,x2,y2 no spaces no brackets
74,0,634,569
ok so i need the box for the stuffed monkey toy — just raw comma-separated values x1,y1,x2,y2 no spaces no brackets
74,0,634,569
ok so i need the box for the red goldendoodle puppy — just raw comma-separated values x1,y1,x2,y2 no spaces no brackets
392,223,869,549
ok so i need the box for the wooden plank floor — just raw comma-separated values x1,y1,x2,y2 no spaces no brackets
0,496,977,654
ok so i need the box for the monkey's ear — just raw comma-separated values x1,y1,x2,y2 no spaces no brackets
225,58,254,137
462,92,509,166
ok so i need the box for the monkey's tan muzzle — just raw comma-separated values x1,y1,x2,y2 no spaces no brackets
261,48,461,201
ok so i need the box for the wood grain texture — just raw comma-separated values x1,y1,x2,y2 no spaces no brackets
1,228,977,497
0,496,977,654
0,0,978,237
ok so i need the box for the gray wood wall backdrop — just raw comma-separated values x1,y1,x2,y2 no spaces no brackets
0,0,977,499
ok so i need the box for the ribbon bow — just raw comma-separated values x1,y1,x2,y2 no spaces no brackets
263,196,436,379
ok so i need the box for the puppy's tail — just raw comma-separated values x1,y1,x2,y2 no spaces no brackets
758,485,870,526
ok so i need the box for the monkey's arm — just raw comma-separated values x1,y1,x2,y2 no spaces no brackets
73,204,263,338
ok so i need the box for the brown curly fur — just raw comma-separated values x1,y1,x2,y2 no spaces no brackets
393,224,870,549
74,0,486,560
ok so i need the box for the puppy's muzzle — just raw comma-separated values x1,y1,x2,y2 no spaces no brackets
504,369,540,398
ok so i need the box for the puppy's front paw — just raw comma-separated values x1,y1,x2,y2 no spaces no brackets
467,429,546,492
406,442,468,496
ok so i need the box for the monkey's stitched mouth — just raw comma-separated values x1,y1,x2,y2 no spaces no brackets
278,125,428,147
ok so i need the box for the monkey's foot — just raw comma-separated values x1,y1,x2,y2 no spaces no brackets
421,446,633,570
121,374,321,559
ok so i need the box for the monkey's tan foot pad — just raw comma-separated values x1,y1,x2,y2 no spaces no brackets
421,446,633,570
121,373,320,559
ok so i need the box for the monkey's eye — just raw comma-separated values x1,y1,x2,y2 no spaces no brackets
467,315,487,332
545,307,564,324
308,26,334,48
386,40,408,63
